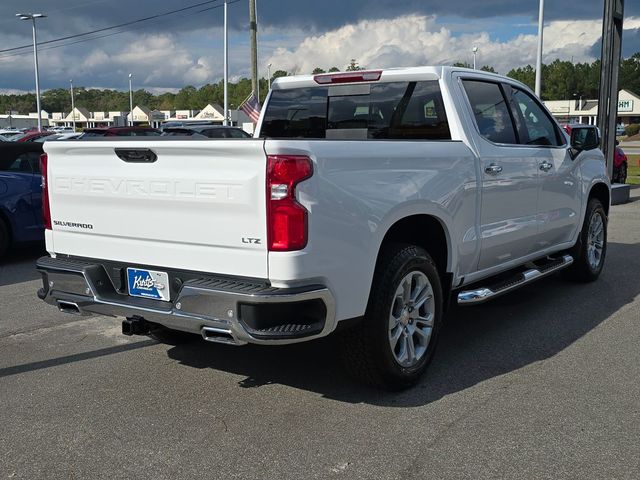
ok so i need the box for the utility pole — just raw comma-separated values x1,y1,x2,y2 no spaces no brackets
598,0,625,181
70,79,76,131
535,0,545,97
223,0,229,126
128,73,133,126
249,0,258,102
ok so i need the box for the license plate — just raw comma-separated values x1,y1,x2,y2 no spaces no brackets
126,268,170,301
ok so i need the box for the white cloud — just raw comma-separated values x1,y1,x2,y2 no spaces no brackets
267,15,640,75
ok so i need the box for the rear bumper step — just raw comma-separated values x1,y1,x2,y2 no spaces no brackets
36,256,336,345
457,254,573,305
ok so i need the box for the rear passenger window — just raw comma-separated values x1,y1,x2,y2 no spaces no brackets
462,80,516,145
510,88,564,146
261,81,450,140
261,88,329,138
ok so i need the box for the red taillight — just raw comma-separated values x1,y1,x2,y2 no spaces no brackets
39,153,51,230
266,155,313,251
313,70,382,85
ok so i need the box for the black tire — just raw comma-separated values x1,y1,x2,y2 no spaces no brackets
340,244,443,391
0,218,9,260
148,324,197,345
619,163,627,185
565,198,607,282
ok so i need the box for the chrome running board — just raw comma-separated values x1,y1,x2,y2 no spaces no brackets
457,254,574,305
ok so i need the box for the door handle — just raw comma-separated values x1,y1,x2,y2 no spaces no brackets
539,161,553,172
114,148,157,163
484,164,503,176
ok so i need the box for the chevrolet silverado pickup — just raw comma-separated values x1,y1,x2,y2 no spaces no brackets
36,67,610,390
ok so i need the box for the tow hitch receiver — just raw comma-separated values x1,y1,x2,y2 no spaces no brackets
122,316,150,336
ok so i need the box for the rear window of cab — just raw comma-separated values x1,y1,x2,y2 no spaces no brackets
261,81,451,141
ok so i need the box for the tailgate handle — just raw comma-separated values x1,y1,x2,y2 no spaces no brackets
114,148,157,163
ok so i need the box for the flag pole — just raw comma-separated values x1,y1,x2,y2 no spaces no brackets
223,0,229,126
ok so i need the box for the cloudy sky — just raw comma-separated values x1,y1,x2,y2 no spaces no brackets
0,0,639,93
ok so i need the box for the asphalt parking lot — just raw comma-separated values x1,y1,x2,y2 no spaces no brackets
1,188,639,480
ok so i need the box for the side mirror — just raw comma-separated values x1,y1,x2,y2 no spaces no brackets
569,126,600,159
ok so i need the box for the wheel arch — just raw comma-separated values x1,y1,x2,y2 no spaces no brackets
588,182,610,216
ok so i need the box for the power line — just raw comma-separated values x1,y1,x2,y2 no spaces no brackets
0,0,222,55
0,0,242,61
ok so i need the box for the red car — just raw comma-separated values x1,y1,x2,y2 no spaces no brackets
81,126,161,137
13,131,56,142
613,141,628,184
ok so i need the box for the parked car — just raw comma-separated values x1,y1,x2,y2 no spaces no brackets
162,125,251,138
13,131,56,143
613,140,628,184
616,124,626,136
38,67,610,390
0,142,44,258
0,129,24,140
80,126,161,138
33,133,83,142
161,120,218,130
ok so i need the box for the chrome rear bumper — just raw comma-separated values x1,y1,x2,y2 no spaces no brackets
36,256,336,345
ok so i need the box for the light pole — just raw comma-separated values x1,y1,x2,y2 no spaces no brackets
17,13,46,132
128,73,133,126
70,79,76,131
223,0,229,126
535,0,545,97
472,46,478,70
267,63,272,90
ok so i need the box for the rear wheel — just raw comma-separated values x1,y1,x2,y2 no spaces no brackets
566,198,607,282
341,244,443,390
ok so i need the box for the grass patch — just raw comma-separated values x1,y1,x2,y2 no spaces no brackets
627,155,640,185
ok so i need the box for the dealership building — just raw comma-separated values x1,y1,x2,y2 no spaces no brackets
543,89,640,126
1,103,232,129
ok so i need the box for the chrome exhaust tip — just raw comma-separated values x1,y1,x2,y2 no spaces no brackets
201,326,241,345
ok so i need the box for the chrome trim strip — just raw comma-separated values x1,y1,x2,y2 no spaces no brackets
457,254,573,305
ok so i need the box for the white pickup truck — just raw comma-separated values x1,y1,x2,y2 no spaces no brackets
37,67,609,390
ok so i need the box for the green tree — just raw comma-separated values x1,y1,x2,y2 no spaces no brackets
480,65,496,73
312,67,326,74
328,66,340,72
346,59,363,71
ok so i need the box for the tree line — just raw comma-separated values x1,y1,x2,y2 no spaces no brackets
2,54,639,115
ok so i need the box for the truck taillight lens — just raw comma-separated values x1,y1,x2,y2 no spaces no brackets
266,155,313,251
39,153,52,230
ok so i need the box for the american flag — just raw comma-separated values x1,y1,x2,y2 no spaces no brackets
239,92,262,124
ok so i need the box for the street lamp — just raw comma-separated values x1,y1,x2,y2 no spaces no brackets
472,46,478,70
128,73,133,126
267,63,272,90
16,13,46,132
70,79,76,131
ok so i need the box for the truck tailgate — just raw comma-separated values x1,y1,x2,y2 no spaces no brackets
43,139,268,279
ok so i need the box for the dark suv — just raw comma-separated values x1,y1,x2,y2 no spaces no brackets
81,126,161,138
162,126,251,139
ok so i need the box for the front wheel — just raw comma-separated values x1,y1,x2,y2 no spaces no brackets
566,198,607,282
341,244,443,390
